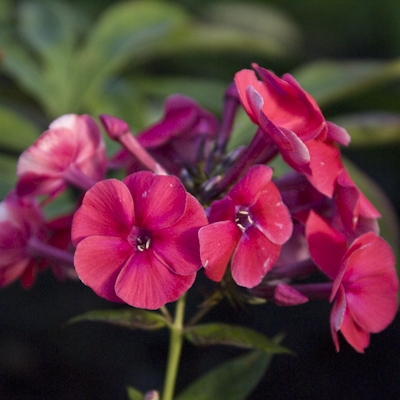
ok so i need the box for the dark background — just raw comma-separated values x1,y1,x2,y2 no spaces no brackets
1,0,400,399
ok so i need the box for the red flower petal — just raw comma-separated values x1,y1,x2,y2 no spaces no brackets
72,179,134,246
228,165,273,207
74,236,133,303
342,233,398,332
199,221,241,282
251,181,293,245
152,194,207,275
123,172,186,230
339,306,370,353
115,250,196,309
306,211,347,279
231,226,281,288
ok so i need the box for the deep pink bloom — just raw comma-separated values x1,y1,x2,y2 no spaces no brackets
16,114,106,197
72,171,208,309
235,64,349,197
199,165,293,288
109,95,218,175
0,191,46,288
306,211,398,352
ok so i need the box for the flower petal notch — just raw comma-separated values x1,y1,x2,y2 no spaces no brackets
72,171,208,309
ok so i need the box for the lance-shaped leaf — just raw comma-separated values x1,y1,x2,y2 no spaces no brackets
292,58,400,107
333,112,400,146
175,350,274,400
127,386,144,400
68,308,168,330
185,323,291,354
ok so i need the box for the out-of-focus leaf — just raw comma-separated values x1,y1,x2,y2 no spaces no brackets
18,1,87,61
203,2,302,55
333,112,400,146
68,308,168,331
343,157,399,275
41,189,77,220
292,58,400,107
185,323,291,354
175,350,274,400
0,106,40,151
127,386,144,400
133,76,227,113
77,0,189,107
0,154,18,200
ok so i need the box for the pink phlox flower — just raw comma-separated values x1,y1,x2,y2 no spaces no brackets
0,191,46,288
235,64,349,197
109,95,219,175
199,165,293,288
306,211,398,352
16,114,106,197
72,171,208,310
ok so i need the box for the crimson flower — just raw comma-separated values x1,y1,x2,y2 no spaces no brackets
306,211,398,352
0,191,45,288
235,64,349,197
199,165,293,288
16,114,106,197
72,171,208,310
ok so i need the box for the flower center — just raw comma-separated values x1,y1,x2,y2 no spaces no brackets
128,227,152,252
235,207,254,232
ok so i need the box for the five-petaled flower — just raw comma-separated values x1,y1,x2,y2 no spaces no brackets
72,171,208,309
306,211,398,352
199,165,293,288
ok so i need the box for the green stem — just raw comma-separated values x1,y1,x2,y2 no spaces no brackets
162,294,186,400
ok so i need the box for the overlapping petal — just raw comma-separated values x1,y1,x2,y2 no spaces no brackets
72,179,134,246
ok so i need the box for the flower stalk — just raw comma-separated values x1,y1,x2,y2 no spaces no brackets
162,293,186,400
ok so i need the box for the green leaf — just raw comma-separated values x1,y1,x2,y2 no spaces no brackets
202,2,302,56
332,112,400,146
343,157,400,276
127,386,144,400
18,0,87,61
292,58,400,107
76,0,190,108
185,323,291,354
133,76,227,113
0,106,40,152
68,308,168,331
0,154,18,200
175,350,274,400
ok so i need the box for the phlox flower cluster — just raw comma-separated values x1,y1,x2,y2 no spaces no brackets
1,64,398,352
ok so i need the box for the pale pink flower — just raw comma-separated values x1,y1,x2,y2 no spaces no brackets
16,114,106,197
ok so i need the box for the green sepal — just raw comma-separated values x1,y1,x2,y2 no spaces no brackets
184,323,292,354
67,308,168,331
175,349,275,400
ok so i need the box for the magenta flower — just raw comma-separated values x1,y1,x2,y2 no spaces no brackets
0,191,45,288
199,165,293,288
235,64,349,197
16,114,106,197
306,211,398,352
72,171,208,309
108,95,218,175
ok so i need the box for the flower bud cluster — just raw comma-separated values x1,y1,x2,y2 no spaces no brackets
1,64,397,352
